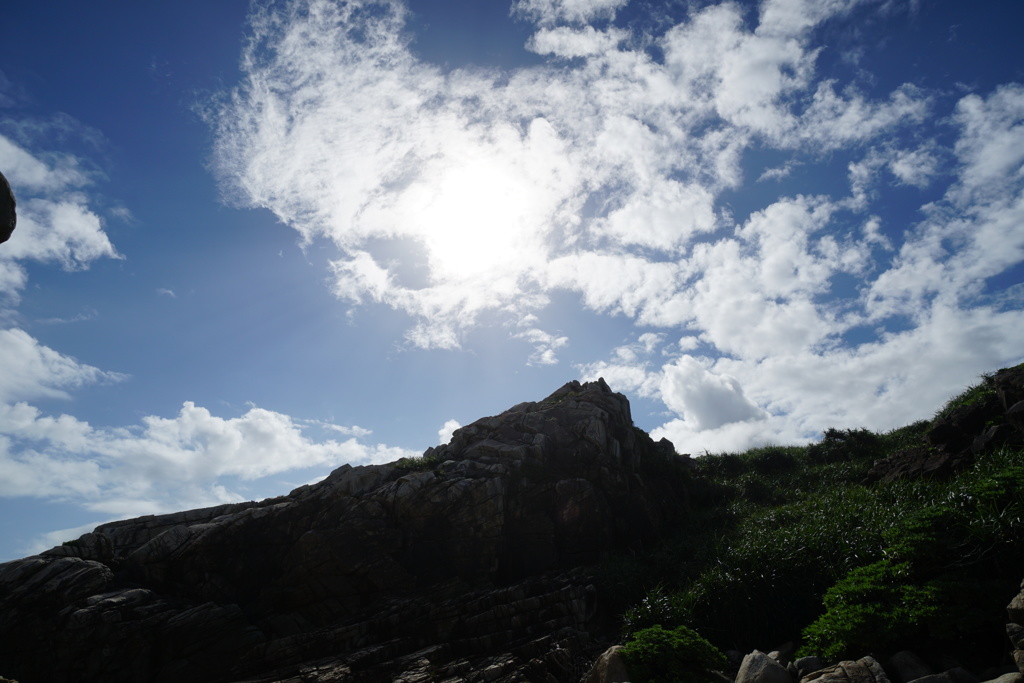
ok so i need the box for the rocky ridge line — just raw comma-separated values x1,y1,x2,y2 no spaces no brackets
0,378,690,682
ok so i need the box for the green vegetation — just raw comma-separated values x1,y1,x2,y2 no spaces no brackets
620,625,727,683
935,372,999,420
394,449,448,473
604,366,1024,672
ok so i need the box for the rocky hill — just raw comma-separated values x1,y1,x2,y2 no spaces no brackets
4,367,1024,683
0,378,691,682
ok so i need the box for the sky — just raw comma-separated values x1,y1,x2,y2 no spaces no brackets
0,0,1022,561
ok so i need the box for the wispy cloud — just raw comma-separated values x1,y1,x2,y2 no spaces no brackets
209,0,1023,454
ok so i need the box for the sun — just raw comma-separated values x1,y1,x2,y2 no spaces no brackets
413,158,543,283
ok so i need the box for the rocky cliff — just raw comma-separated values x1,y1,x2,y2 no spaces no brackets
0,379,691,682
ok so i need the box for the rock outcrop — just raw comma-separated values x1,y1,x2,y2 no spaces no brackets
0,379,690,683
0,170,15,244
865,367,1024,483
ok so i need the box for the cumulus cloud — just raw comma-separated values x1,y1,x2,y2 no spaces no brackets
438,419,461,445
0,328,413,537
659,356,766,431
208,0,1024,453
0,397,417,515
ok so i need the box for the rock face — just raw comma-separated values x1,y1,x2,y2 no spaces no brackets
0,170,15,244
865,367,1024,483
0,379,690,683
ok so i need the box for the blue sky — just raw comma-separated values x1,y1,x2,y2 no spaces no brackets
1,0,1023,561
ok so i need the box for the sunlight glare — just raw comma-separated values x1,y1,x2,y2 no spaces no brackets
416,159,542,283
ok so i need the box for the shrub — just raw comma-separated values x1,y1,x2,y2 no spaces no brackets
622,585,692,638
621,625,727,683
394,450,446,472
798,560,939,661
806,428,884,465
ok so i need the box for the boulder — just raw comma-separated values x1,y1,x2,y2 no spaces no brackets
796,656,828,679
802,657,890,683
1007,623,1024,650
736,650,793,683
981,674,1023,683
994,367,1024,413
907,668,979,683
1007,580,1024,624
582,645,632,683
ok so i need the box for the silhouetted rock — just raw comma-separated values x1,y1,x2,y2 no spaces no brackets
865,368,1024,484
889,650,933,683
0,379,690,682
0,171,15,244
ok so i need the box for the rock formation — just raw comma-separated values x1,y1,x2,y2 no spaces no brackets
0,170,15,244
865,366,1024,483
0,379,690,682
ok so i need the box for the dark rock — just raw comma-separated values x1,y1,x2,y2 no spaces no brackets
972,424,1015,454
796,656,828,679
994,367,1024,413
770,642,795,667
1008,580,1024,624
889,651,932,683
907,668,979,683
864,444,974,484
1008,623,1024,650
0,171,14,244
0,379,690,683
1007,402,1024,438
926,400,994,453
802,657,890,683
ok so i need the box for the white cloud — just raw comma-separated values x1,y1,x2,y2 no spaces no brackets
0,328,126,404
0,392,418,519
515,326,569,365
659,356,766,431
211,0,935,355
209,0,1024,455
22,521,104,557
438,419,461,445
952,84,1024,204
511,0,629,26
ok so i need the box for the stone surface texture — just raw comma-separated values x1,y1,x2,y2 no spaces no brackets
801,657,890,683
